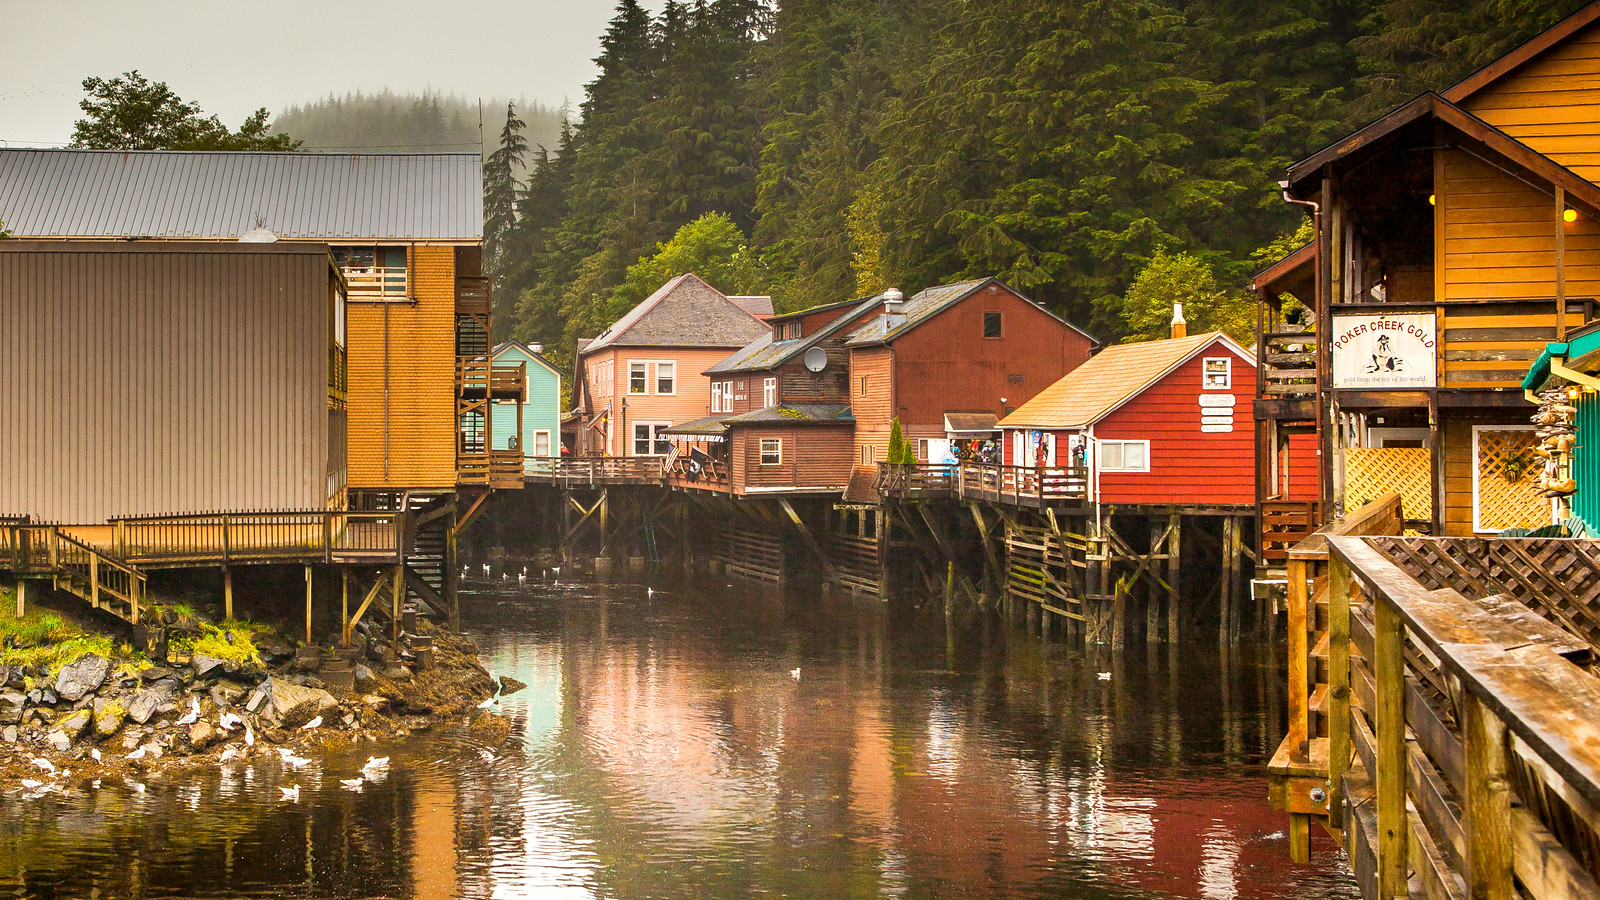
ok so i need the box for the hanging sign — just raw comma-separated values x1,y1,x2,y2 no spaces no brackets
1331,313,1436,388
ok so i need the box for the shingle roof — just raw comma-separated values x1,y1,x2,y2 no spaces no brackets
728,295,775,318
662,414,732,437
998,332,1254,429
582,273,769,353
845,278,1094,347
706,296,880,375
722,403,853,426
0,149,481,240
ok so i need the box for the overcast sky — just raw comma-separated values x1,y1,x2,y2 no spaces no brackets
0,0,654,147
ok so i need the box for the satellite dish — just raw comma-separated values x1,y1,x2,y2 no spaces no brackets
803,347,828,372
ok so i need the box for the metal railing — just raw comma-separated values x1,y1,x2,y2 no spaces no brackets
1326,533,1600,899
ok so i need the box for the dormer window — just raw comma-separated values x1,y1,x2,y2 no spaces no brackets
774,320,801,340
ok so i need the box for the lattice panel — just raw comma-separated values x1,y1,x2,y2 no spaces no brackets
1344,447,1432,519
1476,429,1552,532
1369,536,1600,651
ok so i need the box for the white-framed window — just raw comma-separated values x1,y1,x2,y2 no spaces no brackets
633,422,672,456
711,381,723,413
532,430,551,457
862,444,875,465
760,438,782,465
656,361,676,395
1202,357,1232,390
763,377,777,407
629,361,648,394
859,375,869,396
1098,440,1149,473
918,438,930,461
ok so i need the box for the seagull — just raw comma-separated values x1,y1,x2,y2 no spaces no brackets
462,566,470,579
125,747,147,761
518,567,527,584
132,782,146,793
301,715,323,730
90,749,101,762
177,697,201,726
646,586,655,598
502,572,508,581
278,749,311,768
339,777,365,791
790,668,802,680
482,563,490,576
218,712,240,731
31,758,55,773
476,696,495,709
478,748,496,763
1098,672,1111,681
362,756,389,773
280,785,300,801
244,723,255,747
219,747,239,763
20,778,42,790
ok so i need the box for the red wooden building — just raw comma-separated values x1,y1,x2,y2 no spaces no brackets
998,331,1259,507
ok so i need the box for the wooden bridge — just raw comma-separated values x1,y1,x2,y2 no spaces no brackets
1271,493,1600,899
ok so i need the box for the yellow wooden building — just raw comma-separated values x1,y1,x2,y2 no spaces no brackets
1254,5,1600,539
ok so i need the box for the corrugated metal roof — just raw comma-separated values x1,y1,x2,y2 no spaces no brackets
845,278,1096,347
707,296,880,374
0,149,482,240
998,332,1253,430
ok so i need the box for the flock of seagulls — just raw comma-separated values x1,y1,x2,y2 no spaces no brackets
460,563,570,588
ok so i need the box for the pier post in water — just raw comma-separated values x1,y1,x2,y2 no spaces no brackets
223,567,234,620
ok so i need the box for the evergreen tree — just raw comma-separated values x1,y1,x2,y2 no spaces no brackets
484,101,528,336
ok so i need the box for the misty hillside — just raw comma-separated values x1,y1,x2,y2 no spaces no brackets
273,90,564,163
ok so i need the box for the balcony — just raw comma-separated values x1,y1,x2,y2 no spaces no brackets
876,462,1088,508
343,267,409,303
457,359,525,401
666,454,731,494
456,276,490,317
457,449,525,490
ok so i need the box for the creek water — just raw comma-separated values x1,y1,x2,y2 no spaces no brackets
0,574,1358,899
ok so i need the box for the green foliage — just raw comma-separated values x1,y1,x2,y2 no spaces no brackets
71,71,302,151
1121,251,1253,344
274,90,562,158
613,213,769,313
0,610,116,669
485,102,529,333
169,620,266,665
886,418,916,465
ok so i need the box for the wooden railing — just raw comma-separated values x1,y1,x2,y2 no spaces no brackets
1326,535,1600,900
110,510,404,566
54,531,146,623
1260,329,1317,398
455,275,490,316
456,359,526,400
1260,497,1321,563
523,456,666,486
457,449,525,489
876,462,1089,506
1269,493,1403,861
0,523,57,576
342,267,409,303
667,455,731,490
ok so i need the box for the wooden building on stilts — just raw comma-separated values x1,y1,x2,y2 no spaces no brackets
0,150,521,668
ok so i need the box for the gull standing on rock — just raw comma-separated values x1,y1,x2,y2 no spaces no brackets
476,696,496,709
125,747,147,761
301,715,322,730
31,758,54,773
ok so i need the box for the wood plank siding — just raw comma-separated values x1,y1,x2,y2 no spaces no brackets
0,242,341,524
1461,21,1600,181
346,244,457,490
730,425,854,493
585,347,736,455
850,348,896,464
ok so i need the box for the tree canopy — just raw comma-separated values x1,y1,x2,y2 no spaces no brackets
71,71,302,151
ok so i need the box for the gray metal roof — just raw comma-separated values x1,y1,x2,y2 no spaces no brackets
722,403,854,426
0,149,482,241
707,296,881,375
844,278,1096,347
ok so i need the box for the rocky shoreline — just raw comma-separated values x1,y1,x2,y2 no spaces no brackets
0,614,519,792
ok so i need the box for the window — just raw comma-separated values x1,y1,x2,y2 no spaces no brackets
656,361,676,395
633,423,672,455
712,382,723,413
629,362,647,394
862,444,876,465
917,438,930,461
760,438,782,465
1098,440,1149,473
859,375,869,396
1202,357,1232,390
333,245,408,302
983,311,1003,338
722,381,735,412
532,430,551,457
763,377,777,408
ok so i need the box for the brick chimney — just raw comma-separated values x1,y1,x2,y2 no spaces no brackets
1170,302,1187,339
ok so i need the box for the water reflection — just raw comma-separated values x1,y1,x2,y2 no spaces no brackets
0,576,1356,899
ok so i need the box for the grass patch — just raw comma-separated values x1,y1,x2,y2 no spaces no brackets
170,620,266,665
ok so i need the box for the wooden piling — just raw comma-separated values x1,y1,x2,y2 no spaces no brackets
304,565,313,646
15,578,23,618
224,566,234,620
1166,512,1181,642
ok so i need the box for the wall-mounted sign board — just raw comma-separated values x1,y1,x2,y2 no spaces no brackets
1331,313,1436,388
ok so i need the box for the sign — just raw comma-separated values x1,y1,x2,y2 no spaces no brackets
1198,394,1236,408
1332,313,1436,388
1201,424,1234,433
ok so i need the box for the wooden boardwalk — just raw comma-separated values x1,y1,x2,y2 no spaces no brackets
875,462,1089,508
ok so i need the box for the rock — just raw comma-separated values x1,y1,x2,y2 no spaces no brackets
254,634,294,662
0,692,25,724
188,720,219,749
210,682,246,709
54,654,110,701
93,697,127,737
126,691,162,726
354,665,377,687
382,666,412,682
2,725,16,743
121,732,143,750
498,676,527,696
45,730,71,752
140,666,176,683
258,677,336,728
58,709,91,739
191,655,224,680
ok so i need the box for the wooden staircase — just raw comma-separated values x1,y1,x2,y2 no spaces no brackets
1,524,148,624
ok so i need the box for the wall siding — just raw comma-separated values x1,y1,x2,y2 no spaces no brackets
490,347,561,461
586,347,734,455
850,348,896,463
730,425,853,494
1461,22,1600,181
347,244,457,489
0,243,332,523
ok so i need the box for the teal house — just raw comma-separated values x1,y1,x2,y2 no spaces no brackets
1522,321,1600,535
492,341,563,466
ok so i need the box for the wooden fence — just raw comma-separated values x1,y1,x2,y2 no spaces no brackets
524,456,666,487
109,510,404,567
1326,535,1600,900
1260,497,1321,564
876,462,1089,507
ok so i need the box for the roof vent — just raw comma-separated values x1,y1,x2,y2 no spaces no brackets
238,227,278,243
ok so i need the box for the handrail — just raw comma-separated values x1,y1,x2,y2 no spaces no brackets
1326,534,1600,899
875,462,1089,504
524,456,667,485
342,266,409,303
111,510,403,565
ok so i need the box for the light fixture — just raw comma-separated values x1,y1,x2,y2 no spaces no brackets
1428,194,1436,206
1565,208,1579,223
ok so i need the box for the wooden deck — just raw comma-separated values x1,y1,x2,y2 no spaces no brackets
875,462,1088,508
524,456,666,488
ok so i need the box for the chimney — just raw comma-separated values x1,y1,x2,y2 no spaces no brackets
1170,302,1187,339
529,342,545,355
880,287,908,331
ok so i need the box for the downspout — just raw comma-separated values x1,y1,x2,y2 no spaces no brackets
383,291,391,482
1280,179,1328,518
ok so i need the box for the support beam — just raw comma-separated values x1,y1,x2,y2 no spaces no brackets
1166,512,1181,642
224,567,234,621
392,564,404,647
304,565,314,646
15,579,24,618
1463,694,1514,900
341,569,350,648
779,499,838,583
345,572,386,647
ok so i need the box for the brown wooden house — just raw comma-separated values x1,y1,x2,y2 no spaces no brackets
1255,6,1600,537
844,279,1097,473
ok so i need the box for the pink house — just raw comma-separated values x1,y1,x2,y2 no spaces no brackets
573,273,772,456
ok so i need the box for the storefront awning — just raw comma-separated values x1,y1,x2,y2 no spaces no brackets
944,411,999,434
